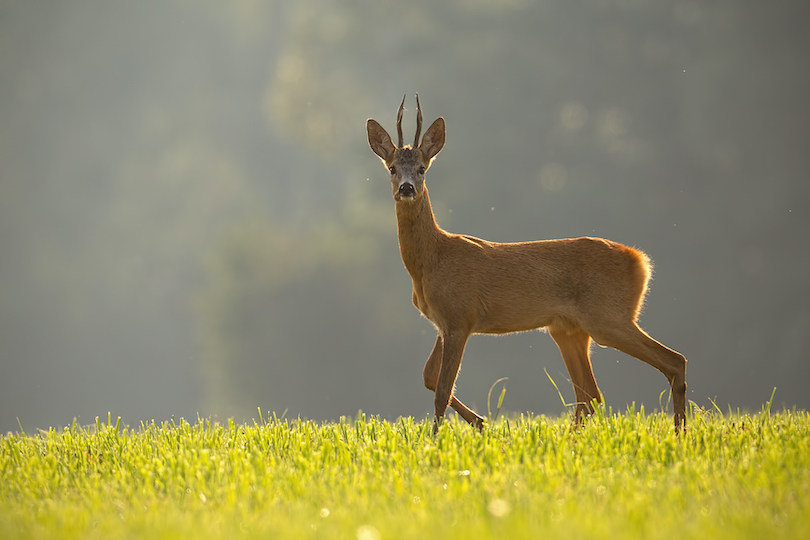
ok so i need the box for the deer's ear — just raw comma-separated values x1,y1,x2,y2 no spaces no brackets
367,119,396,161
420,117,445,161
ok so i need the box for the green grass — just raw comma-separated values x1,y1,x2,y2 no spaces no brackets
2,405,808,539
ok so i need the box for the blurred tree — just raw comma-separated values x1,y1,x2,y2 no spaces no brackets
203,0,809,419
1,0,807,431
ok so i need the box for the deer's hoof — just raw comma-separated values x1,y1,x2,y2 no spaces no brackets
432,416,443,435
674,412,686,435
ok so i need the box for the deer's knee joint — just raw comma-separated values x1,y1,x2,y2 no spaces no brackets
423,375,436,392
423,366,438,391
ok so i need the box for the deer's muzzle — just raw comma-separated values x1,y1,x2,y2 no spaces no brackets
397,181,416,200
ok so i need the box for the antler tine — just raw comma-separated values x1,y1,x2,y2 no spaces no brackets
414,93,423,147
396,94,406,148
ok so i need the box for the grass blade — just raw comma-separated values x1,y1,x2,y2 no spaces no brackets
487,377,509,419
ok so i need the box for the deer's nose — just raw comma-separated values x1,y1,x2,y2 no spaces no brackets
398,182,416,198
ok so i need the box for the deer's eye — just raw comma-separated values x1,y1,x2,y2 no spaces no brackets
418,166,426,175
388,166,396,175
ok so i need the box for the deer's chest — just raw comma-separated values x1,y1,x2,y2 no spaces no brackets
411,279,433,320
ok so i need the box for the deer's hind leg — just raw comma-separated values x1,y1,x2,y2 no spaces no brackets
423,334,484,431
549,325,602,423
589,322,687,432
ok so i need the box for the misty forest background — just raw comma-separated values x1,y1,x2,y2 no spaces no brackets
1,1,808,433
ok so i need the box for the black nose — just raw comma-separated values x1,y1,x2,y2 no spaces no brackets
398,182,415,197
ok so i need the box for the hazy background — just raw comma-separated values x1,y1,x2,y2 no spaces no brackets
1,0,808,433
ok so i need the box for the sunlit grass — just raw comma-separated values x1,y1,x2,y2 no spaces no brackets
2,405,808,539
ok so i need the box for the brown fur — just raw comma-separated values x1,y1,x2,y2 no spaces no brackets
367,97,687,433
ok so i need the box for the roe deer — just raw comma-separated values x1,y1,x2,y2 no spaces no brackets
366,95,687,433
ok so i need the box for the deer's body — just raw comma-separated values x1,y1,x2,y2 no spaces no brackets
368,96,687,432
399,202,649,335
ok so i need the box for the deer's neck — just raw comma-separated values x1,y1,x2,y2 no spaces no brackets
395,186,443,279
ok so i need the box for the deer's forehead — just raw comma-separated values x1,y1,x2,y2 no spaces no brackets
393,148,425,168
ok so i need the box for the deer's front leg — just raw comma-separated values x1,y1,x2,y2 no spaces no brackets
424,334,484,432
422,335,444,391
433,330,471,433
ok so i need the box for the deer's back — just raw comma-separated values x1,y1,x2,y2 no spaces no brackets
416,235,651,334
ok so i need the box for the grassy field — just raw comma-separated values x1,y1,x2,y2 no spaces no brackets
1,404,808,539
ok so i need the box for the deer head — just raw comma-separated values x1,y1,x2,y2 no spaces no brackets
367,94,446,202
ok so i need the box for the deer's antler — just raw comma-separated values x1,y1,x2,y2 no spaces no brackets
396,94,406,148
414,94,423,147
